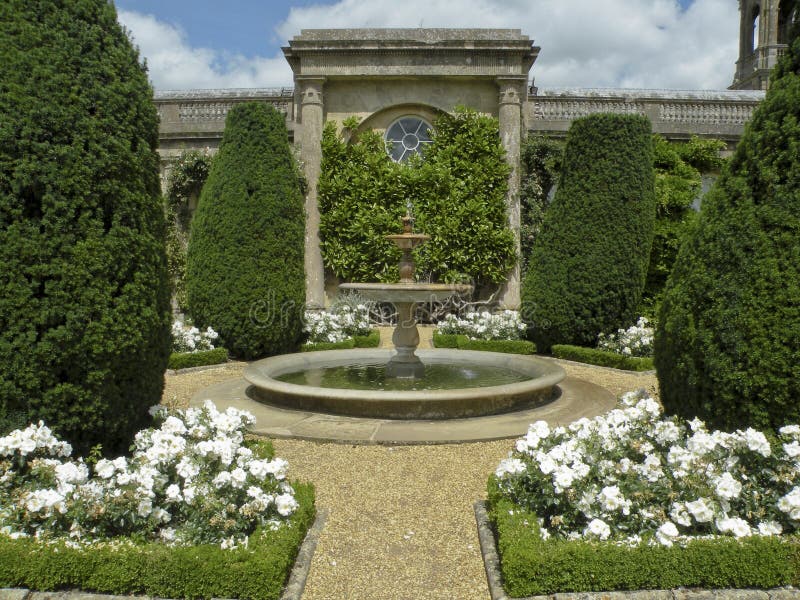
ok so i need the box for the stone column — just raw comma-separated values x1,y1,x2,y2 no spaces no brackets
297,76,326,309
496,77,525,310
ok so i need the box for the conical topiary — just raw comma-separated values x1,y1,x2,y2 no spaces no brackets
655,21,800,431
0,0,171,453
187,102,305,359
521,113,656,352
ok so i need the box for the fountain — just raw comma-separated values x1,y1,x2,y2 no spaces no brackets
242,203,566,420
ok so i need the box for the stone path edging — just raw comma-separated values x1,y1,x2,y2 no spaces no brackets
473,501,800,600
0,507,328,600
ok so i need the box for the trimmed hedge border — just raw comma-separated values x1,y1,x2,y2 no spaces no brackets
432,333,536,355
302,330,380,353
0,484,316,600
484,495,800,598
551,345,654,372
168,348,229,370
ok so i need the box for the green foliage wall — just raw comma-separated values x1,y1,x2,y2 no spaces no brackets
0,0,171,455
165,150,213,312
655,31,800,431
187,103,305,360
318,108,516,287
522,113,656,352
519,135,564,276
643,135,725,314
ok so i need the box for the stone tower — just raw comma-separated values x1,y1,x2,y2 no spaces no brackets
731,0,797,89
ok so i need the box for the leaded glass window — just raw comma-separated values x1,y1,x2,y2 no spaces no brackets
385,116,433,162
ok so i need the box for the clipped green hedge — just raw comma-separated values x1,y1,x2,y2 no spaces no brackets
655,27,800,432
168,348,228,370
302,329,381,352
187,102,305,360
0,0,171,456
487,495,800,597
353,330,381,348
301,338,356,352
551,345,654,372
522,113,655,353
432,333,536,354
0,483,315,600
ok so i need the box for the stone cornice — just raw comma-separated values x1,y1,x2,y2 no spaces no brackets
283,28,539,79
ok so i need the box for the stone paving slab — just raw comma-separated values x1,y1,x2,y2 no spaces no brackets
473,500,800,600
189,375,617,444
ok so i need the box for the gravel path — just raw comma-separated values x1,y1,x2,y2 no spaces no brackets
164,358,657,600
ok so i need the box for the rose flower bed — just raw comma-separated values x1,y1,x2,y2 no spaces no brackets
488,391,800,596
0,402,315,600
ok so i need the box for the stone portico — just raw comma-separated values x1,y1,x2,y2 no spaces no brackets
154,28,767,311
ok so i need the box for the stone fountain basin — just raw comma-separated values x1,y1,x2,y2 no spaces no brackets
243,349,566,420
339,282,473,303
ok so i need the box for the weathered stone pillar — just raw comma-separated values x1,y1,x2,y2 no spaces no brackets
496,77,525,310
297,76,326,309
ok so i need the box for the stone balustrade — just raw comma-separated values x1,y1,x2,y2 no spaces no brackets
525,88,765,142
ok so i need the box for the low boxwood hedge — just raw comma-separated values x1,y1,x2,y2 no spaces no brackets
432,333,536,355
551,344,654,371
486,492,800,597
168,347,229,370
0,482,315,600
302,329,381,352
353,330,381,348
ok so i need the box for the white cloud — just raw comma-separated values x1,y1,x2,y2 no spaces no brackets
118,10,293,90
278,0,740,90
120,0,740,91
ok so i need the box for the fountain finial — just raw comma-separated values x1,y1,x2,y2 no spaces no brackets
402,200,415,234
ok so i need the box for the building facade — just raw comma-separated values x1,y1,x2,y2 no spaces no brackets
155,26,768,310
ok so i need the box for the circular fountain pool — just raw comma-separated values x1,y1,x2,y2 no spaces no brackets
244,348,565,420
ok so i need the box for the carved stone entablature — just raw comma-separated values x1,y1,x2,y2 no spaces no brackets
283,29,539,79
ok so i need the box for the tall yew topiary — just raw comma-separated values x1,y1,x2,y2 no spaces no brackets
187,103,305,359
522,114,655,352
655,24,800,431
0,0,171,453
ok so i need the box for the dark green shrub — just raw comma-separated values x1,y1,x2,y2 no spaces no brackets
318,107,516,287
187,103,305,360
487,495,799,597
168,348,228,370
0,482,316,600
551,345,654,372
0,0,171,455
432,333,536,354
655,29,800,431
519,135,564,276
522,114,656,353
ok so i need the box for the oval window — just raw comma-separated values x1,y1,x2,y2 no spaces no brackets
385,116,433,162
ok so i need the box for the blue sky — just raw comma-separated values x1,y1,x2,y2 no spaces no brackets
115,0,740,91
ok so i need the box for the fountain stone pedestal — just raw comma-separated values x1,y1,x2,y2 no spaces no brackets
339,212,472,379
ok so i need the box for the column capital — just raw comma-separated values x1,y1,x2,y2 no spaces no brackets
297,76,326,106
496,77,526,107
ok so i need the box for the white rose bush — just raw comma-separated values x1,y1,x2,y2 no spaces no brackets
494,390,800,547
172,319,219,353
304,304,371,344
0,401,298,550
596,317,654,357
437,310,527,340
